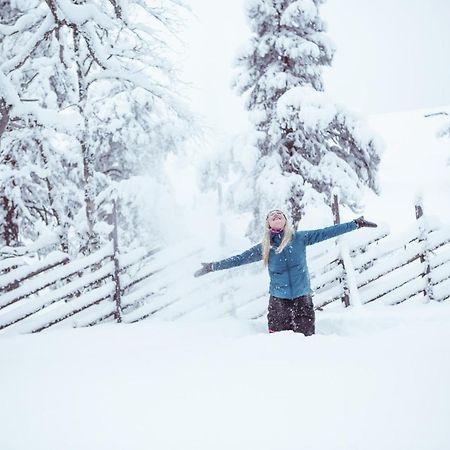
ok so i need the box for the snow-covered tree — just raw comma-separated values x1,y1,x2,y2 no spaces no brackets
0,121,83,250
233,0,382,232
0,2,83,249
0,0,190,253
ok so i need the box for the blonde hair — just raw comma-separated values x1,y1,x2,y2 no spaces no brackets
262,214,293,266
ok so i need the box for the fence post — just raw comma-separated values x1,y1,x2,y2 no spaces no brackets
332,194,350,307
111,198,122,322
331,193,341,225
415,197,434,302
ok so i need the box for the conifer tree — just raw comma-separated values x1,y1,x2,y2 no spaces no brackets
233,0,381,231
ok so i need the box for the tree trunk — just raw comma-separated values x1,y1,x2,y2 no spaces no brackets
289,193,303,230
332,194,351,307
73,28,98,253
0,107,19,245
1,196,19,246
0,99,10,139
82,138,98,251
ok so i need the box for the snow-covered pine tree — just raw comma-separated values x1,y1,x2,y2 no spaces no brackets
0,0,189,253
233,0,382,232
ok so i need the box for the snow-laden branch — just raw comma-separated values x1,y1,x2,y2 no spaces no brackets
0,70,82,132
277,85,336,130
0,9,47,36
56,0,116,29
85,69,182,114
86,68,159,89
1,14,56,74
132,0,172,27
280,0,319,26
0,8,47,36
0,70,21,107
80,22,111,70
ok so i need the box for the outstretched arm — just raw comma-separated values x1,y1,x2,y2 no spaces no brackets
302,217,377,246
194,243,263,277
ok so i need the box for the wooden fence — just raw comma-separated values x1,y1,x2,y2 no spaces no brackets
0,203,449,335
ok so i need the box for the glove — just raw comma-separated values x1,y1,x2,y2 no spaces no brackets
354,216,378,228
194,262,214,277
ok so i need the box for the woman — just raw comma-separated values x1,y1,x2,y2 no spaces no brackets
194,210,377,335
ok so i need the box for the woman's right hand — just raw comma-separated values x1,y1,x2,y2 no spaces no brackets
194,262,214,277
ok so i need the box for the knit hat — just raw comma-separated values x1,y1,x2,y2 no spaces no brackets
266,209,287,220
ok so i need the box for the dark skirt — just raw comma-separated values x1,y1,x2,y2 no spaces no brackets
267,295,315,336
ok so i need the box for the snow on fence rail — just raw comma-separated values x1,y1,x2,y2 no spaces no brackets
1,204,450,335
0,241,165,335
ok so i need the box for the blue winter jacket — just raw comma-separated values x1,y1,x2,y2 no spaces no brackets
212,221,358,300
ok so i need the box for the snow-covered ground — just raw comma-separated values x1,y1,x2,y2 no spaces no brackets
1,301,450,450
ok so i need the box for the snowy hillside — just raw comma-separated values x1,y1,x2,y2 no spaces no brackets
1,303,450,450
364,106,450,232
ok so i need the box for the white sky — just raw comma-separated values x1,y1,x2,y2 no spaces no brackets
322,0,450,115
179,0,450,125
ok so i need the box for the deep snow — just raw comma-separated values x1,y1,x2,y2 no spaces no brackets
1,302,449,450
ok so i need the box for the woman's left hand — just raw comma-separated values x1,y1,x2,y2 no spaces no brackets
354,216,378,228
